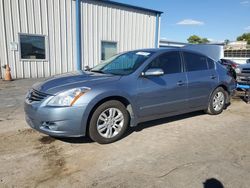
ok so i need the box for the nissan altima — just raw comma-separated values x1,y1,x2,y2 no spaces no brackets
24,48,236,144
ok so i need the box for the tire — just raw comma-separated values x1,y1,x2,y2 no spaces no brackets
88,100,129,144
206,87,227,115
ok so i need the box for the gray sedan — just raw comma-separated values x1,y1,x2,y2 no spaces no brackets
24,48,236,144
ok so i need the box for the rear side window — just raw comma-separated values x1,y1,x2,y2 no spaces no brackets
183,52,208,72
207,58,215,69
149,51,182,74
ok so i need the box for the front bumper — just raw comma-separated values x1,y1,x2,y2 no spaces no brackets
24,99,88,137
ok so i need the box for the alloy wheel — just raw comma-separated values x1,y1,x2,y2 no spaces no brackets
212,91,225,111
96,108,124,138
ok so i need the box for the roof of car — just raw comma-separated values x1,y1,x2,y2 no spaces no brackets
221,59,238,63
132,47,220,61
133,47,208,54
133,48,179,52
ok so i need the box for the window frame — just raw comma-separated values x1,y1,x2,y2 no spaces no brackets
100,40,118,61
206,57,215,70
18,33,48,61
146,51,184,75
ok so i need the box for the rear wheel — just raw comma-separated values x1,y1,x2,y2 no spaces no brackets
88,100,129,144
206,87,227,115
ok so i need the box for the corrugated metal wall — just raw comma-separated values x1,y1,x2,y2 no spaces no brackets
0,0,157,78
0,0,76,79
81,0,156,68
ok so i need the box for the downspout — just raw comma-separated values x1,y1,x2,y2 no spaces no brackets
76,0,82,70
155,13,160,48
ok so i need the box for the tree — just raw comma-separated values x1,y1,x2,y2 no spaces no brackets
237,33,250,45
187,35,210,44
224,39,230,45
201,38,209,44
187,35,201,44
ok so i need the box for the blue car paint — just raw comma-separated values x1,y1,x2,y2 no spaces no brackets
24,48,236,137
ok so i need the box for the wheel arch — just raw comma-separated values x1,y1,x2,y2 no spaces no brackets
209,84,230,105
217,84,230,104
84,95,136,136
218,84,229,94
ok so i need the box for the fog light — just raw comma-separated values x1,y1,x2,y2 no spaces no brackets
41,121,57,131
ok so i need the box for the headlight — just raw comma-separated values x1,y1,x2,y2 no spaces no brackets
47,87,91,107
235,68,241,74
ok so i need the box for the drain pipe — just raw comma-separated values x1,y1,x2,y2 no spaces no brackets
76,0,82,70
155,13,160,48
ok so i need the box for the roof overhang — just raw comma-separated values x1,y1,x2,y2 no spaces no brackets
95,0,163,15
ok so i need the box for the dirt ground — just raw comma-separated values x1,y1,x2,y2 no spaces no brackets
0,79,250,188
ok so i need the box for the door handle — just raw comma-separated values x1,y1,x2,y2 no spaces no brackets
210,75,217,79
177,81,185,86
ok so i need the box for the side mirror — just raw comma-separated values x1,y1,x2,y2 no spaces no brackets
142,68,164,77
85,66,91,71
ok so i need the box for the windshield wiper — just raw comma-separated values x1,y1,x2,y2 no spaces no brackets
90,70,105,74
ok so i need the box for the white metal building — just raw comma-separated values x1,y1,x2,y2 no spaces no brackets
0,0,162,79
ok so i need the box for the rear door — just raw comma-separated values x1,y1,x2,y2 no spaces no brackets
136,51,188,118
182,52,218,109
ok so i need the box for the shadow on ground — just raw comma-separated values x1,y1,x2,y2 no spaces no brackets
54,110,205,144
131,110,205,133
56,136,93,144
203,178,224,188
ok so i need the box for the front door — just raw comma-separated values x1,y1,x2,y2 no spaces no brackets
136,51,188,119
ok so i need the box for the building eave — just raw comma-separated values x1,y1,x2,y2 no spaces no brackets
95,0,163,15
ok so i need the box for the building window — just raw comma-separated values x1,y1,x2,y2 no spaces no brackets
19,34,46,60
224,49,250,58
101,41,117,60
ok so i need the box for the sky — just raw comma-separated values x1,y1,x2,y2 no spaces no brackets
116,0,250,43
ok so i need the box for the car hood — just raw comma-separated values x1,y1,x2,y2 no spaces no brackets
32,71,121,95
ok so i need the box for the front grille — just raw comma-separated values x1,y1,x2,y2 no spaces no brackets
237,74,250,85
28,90,49,102
242,68,250,74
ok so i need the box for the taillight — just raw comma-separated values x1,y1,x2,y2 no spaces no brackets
231,63,238,69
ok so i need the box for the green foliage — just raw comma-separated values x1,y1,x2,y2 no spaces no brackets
187,35,201,44
224,39,230,45
187,35,210,44
201,38,209,43
237,33,250,45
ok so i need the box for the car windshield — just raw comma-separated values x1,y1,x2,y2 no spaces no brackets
91,51,154,75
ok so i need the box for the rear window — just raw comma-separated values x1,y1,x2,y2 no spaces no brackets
183,52,208,72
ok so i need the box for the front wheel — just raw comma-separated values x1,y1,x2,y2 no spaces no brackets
206,87,227,115
88,100,129,144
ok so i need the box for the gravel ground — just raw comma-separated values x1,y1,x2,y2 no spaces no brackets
0,79,250,188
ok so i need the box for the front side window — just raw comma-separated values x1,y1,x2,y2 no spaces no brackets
183,52,208,72
148,51,182,74
91,51,154,75
19,34,46,60
101,41,117,60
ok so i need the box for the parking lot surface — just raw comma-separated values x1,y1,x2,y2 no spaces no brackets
0,79,250,188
